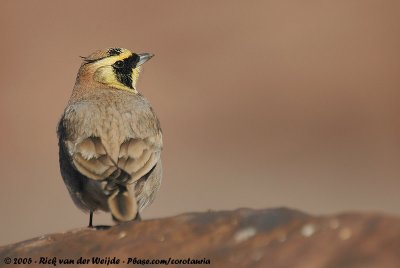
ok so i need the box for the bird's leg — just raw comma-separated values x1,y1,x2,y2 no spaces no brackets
88,210,94,228
134,213,142,222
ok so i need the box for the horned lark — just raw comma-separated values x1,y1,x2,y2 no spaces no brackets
57,48,162,227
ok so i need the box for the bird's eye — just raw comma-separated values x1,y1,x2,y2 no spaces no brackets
114,60,124,68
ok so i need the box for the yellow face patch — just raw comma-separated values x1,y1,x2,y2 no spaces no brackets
90,50,140,93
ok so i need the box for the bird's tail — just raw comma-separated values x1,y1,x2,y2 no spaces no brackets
107,188,138,222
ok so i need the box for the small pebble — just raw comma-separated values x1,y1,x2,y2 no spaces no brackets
339,227,352,240
118,231,127,239
234,227,257,243
301,223,316,237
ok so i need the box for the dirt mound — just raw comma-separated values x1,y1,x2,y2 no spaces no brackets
1,208,400,267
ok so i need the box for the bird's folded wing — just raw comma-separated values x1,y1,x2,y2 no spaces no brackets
67,135,161,183
117,137,161,184
67,137,116,180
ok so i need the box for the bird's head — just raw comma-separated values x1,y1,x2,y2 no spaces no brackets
76,48,154,93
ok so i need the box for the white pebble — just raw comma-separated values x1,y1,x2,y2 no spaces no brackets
234,227,257,243
301,223,316,237
118,231,127,239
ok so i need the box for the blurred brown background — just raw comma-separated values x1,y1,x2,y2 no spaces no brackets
1,0,399,246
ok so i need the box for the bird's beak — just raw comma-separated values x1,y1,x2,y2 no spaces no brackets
137,53,154,67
